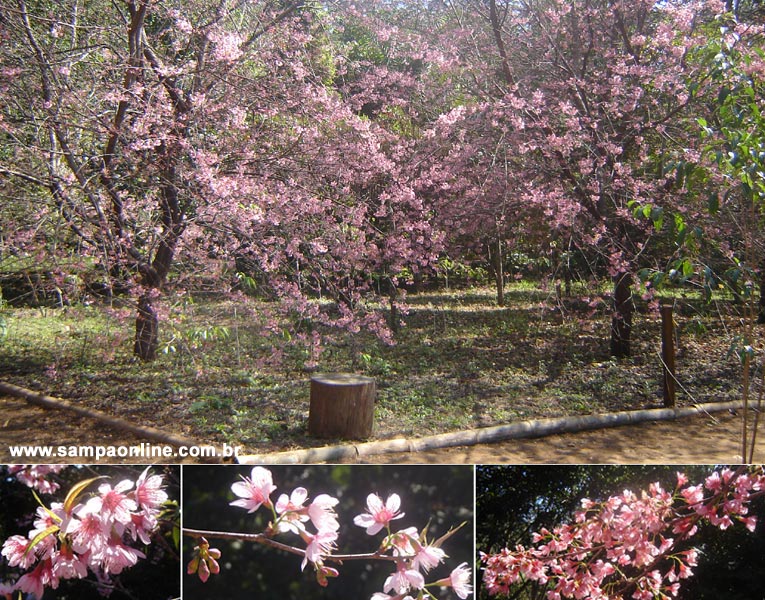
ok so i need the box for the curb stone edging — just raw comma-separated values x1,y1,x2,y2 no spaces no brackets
237,400,746,464
1,379,746,466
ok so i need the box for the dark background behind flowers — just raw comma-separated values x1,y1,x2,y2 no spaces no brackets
182,464,474,600
0,464,180,600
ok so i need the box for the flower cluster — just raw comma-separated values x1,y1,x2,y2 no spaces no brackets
481,467,764,600
192,466,342,585
186,468,472,599
8,465,66,494
186,537,221,583
355,493,472,600
1,467,168,599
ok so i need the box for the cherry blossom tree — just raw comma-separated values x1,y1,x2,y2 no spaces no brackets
0,0,438,361
414,0,723,356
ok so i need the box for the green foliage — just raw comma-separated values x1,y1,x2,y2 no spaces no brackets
692,13,765,208
358,350,394,376
436,256,490,287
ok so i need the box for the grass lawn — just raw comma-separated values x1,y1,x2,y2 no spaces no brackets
0,283,752,452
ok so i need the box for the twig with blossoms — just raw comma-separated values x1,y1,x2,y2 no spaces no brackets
0,466,170,600
184,467,472,599
8,465,66,495
481,466,765,600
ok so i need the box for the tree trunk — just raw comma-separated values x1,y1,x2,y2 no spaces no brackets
389,283,400,335
490,238,505,307
758,263,765,324
134,292,159,361
610,272,633,358
132,157,183,361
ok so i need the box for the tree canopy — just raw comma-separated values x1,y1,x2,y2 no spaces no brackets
1,0,764,361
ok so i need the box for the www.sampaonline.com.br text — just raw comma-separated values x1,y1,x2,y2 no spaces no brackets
7,442,243,461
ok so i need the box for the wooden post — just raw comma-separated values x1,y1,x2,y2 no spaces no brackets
308,373,376,439
661,304,676,408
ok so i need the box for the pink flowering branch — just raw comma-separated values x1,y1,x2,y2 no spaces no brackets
184,467,472,598
481,466,765,600
182,527,399,562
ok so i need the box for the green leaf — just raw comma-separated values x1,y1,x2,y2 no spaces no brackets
23,524,59,559
650,206,664,231
31,489,63,525
63,476,106,515
682,259,694,278
708,191,720,214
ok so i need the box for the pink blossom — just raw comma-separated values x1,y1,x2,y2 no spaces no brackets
209,30,243,63
354,493,405,535
9,465,65,494
743,516,757,532
483,467,763,599
65,506,109,556
1,535,37,569
681,485,704,505
276,487,309,514
230,467,276,512
446,562,473,599
127,511,158,545
388,527,419,556
98,538,145,575
301,529,338,570
383,562,425,595
307,494,340,533
51,545,88,580
411,543,446,572
134,467,168,512
275,487,310,535
86,480,137,525
16,560,56,599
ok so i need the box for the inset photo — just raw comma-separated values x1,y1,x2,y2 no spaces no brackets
0,464,180,600
182,464,474,599
476,465,765,600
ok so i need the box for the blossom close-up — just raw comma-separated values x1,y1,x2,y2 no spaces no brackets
230,467,277,513
354,493,405,535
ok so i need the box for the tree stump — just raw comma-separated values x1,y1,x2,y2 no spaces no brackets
308,373,376,439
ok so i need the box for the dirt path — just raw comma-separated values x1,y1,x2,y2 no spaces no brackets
2,394,762,464
0,395,194,463
347,409,764,464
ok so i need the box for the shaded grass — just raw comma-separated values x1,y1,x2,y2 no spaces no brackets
0,284,753,452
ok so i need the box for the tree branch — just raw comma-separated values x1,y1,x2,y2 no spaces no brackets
182,527,399,563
